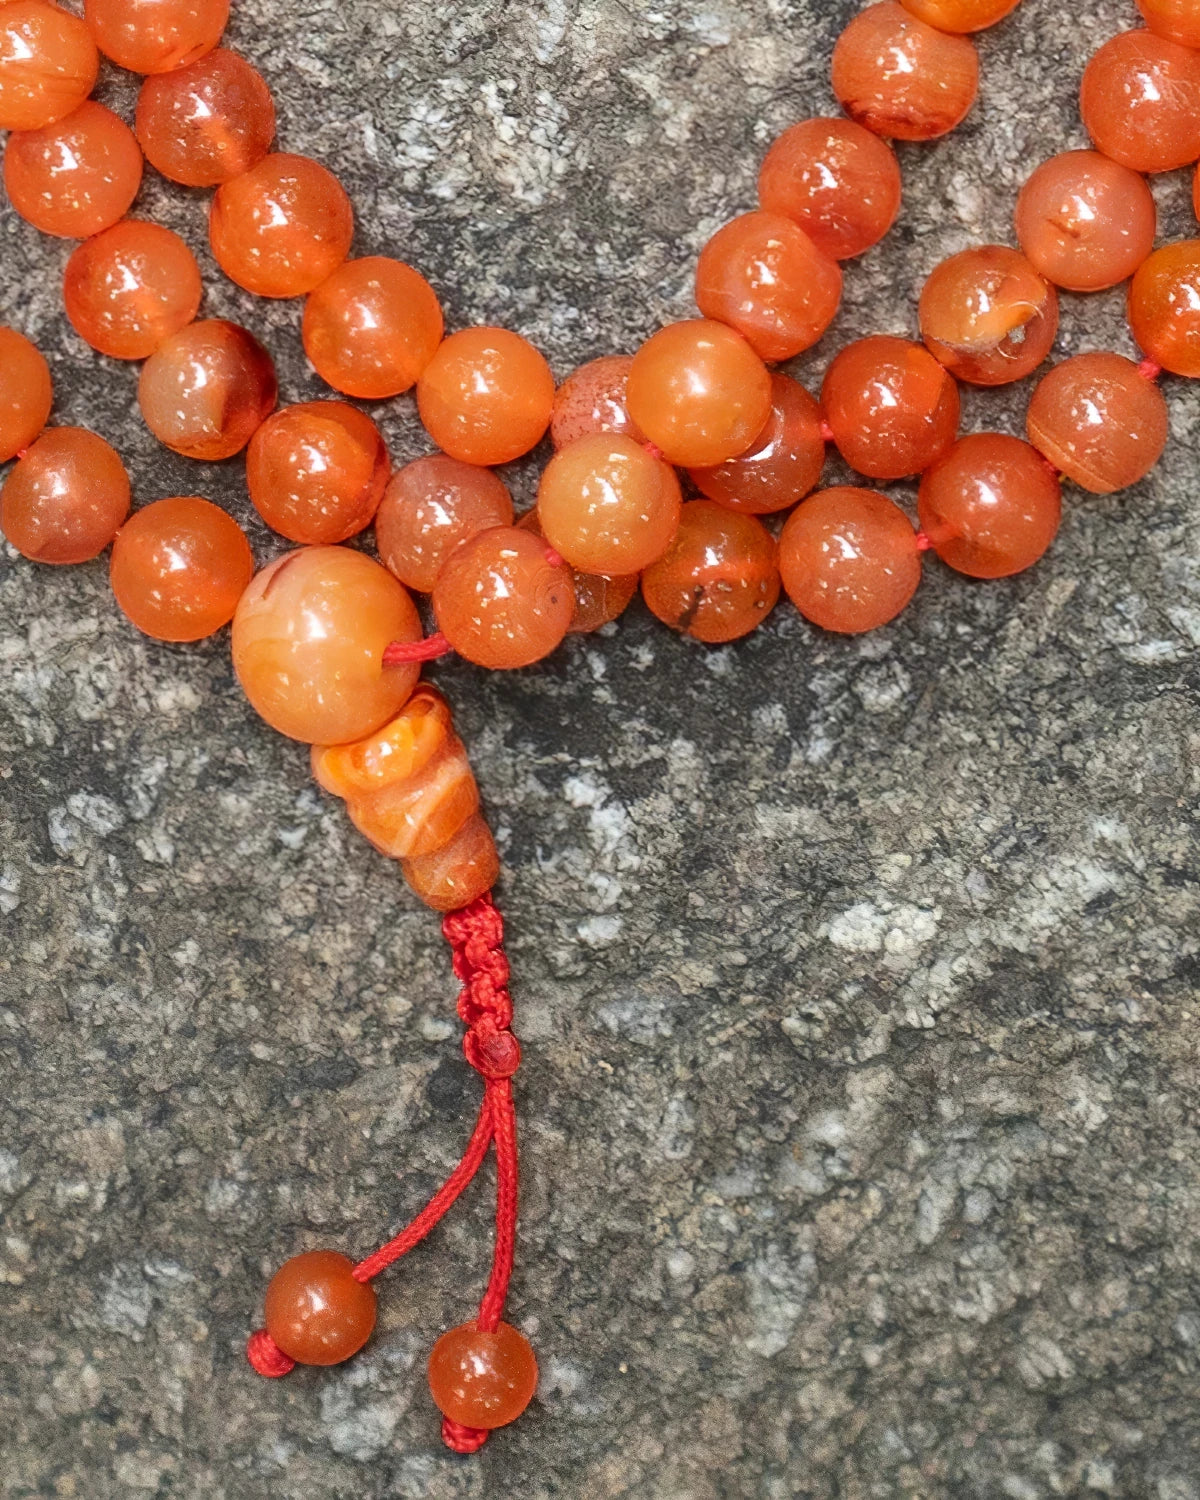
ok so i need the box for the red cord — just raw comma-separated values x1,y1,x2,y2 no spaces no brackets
915,531,934,553
383,633,454,665
819,419,835,443
1138,357,1163,382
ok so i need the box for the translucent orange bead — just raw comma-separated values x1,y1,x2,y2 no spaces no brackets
245,401,389,545
642,500,780,644
139,320,277,461
919,245,1058,386
900,0,1019,29
822,336,960,480
135,47,274,187
917,434,1061,579
1,427,128,564
1138,0,1200,47
515,508,638,635
551,355,645,450
428,1321,538,1431
64,220,202,361
232,546,421,744
779,487,922,634
1027,353,1169,494
0,2,98,132
110,496,253,641
1080,30,1200,174
689,373,825,516
1128,242,1200,378
403,814,500,913
303,257,444,400
263,1251,375,1367
626,319,772,468
0,326,52,463
432,525,574,670
1015,151,1157,294
209,153,353,299
757,117,902,261
832,2,979,142
417,328,554,467
537,433,682,575
83,0,228,74
4,101,142,238
374,455,513,594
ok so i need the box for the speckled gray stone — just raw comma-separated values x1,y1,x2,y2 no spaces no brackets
2,2,1200,1496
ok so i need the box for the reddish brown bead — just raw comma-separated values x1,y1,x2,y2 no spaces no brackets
263,1251,376,1368
642,500,780,643
1,426,129,565
832,2,979,142
919,245,1058,387
428,1320,538,1431
139,320,277,461
1027,353,1169,494
417,328,554,466
1128,242,1200,378
110,496,253,641
822,336,960,480
83,0,228,75
551,355,645,450
918,434,1061,579
1080,29,1200,174
516,508,639,635
432,525,574,670
0,326,52,463
375,455,514,594
0,2,98,133
4,101,142,239
135,47,275,188
901,0,1020,28
1139,0,1200,47
1015,151,1157,294
303,257,444,401
689,373,825,516
64,220,202,361
537,433,682,575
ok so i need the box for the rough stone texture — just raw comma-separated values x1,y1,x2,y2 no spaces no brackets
2,1,1200,1496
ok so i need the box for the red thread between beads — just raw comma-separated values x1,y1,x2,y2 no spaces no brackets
544,544,566,570
246,1328,295,1377
1138,358,1163,382
383,633,454,666
915,532,934,553
443,1417,489,1453
642,441,665,462
819,420,835,444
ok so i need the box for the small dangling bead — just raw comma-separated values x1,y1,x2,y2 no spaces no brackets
428,1320,539,1432
832,2,979,143
4,101,142,239
261,1251,377,1367
919,245,1058,387
0,327,52,464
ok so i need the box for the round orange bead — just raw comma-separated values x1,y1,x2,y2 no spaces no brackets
0,2,98,133
418,328,554,467
780,487,922,634
246,401,389,545
210,153,353,299
832,2,979,142
537,433,682,575
0,326,52,463
551,355,645,450
263,1251,376,1368
757,117,902,262
1138,0,1200,47
110,496,253,642
4,101,142,239
627,319,772,468
232,546,421,744
515,508,638,635
1027,353,1169,494
139,320,277,461
64,220,202,361
900,0,1020,30
303,257,444,400
689,373,825,516
135,47,274,187
1015,151,1157,294
642,500,780,644
919,245,1058,387
1080,29,1200,174
822,336,960,480
1129,242,1200,378
432,525,574,670
375,455,513,594
918,434,1061,579
83,0,228,74
1,427,129,565
428,1320,538,1431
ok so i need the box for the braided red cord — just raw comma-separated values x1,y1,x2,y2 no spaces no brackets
383,633,454,665
442,1417,490,1453
247,1328,295,1377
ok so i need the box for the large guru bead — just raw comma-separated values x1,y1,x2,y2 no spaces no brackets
919,245,1058,386
641,500,780,643
4,101,143,239
822,336,960,480
0,326,52,463
135,47,275,188
428,1321,539,1432
83,0,229,75
1026,353,1169,494
139,320,277,460
537,433,683,575
1,426,129,565
64,220,203,361
0,2,99,133
1080,28,1200,174
832,2,979,142
263,1251,376,1367
1128,241,1200,377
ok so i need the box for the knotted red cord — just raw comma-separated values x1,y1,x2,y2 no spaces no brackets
383,633,454,665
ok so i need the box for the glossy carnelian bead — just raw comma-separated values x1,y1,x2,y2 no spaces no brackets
1027,353,1169,494
139,320,277,461
832,2,979,143
642,500,780,644
0,326,52,463
83,0,228,74
232,547,421,744
428,1321,538,1431
418,328,554,467
303,257,443,401
375,455,513,594
900,0,1019,29
4,101,142,239
551,355,645,450
1080,30,1200,174
1138,0,1200,47
627,319,772,468
920,245,1058,387
822,336,960,480
515,508,639,635
780,487,922,634
64,220,202,361
246,401,389,545
1015,151,1157,295
689,373,825,516
695,211,842,363
209,153,353,299
1129,242,1200,378
135,48,274,187
918,434,1061,579
1,427,129,564
263,1251,376,1367
110,496,253,641
0,2,98,132
757,118,902,262
432,525,574,670
403,813,500,912
537,433,682,575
